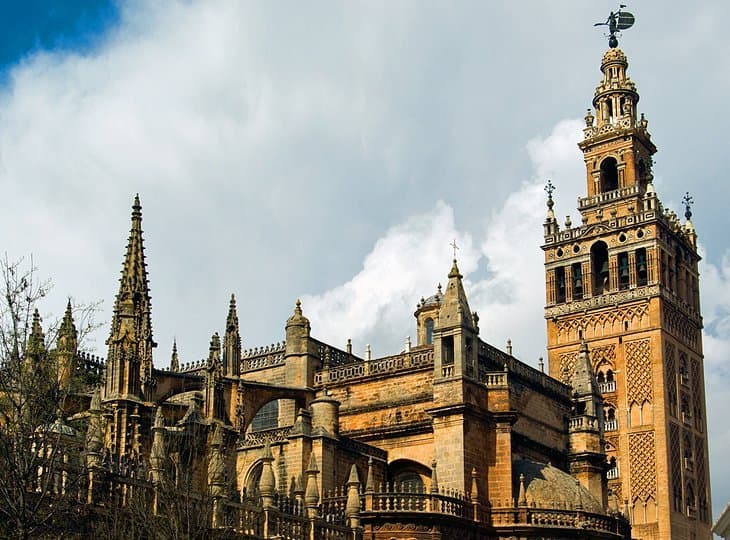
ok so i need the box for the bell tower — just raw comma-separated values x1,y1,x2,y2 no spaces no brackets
542,47,711,540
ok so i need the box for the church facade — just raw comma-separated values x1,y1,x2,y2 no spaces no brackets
28,45,710,540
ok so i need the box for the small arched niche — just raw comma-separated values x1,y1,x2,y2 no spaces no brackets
599,157,619,193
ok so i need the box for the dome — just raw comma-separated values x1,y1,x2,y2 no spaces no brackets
422,293,442,307
37,417,79,438
601,47,627,66
513,459,604,514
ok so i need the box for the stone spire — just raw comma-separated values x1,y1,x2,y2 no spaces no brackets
438,259,475,331
571,340,602,415
27,308,46,358
105,194,156,399
223,294,241,377
57,301,78,353
56,300,78,388
170,339,179,372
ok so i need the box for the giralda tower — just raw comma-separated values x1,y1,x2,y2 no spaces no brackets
542,45,712,539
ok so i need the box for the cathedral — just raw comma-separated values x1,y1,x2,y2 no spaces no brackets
18,41,712,540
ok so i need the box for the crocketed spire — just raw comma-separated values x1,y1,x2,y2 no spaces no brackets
27,308,46,357
57,300,78,353
223,294,241,376
105,195,157,399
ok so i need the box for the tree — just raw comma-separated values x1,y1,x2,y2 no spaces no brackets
0,255,100,539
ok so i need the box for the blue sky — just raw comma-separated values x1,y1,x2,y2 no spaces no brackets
1,0,728,528
0,0,118,81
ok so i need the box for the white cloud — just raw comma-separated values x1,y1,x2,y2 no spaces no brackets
303,201,478,355
305,119,584,362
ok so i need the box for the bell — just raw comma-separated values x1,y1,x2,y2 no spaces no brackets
574,276,583,289
620,265,629,279
637,261,647,274
600,261,609,275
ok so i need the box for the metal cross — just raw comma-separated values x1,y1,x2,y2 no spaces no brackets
545,179,555,198
450,239,459,259
682,192,694,219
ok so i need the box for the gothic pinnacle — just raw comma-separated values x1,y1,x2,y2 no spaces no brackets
58,300,78,352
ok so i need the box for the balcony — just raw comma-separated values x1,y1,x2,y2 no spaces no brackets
598,380,616,393
684,457,694,471
607,467,620,480
604,419,619,432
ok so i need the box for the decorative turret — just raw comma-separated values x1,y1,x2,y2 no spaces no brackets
284,299,318,387
204,333,224,420
592,48,639,131
56,301,78,388
568,341,606,509
105,195,157,401
223,294,241,377
433,258,478,381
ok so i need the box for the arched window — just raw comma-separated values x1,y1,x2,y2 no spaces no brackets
572,263,583,299
425,319,434,345
599,157,619,192
251,400,279,432
591,241,610,294
555,266,566,303
388,460,430,494
618,252,629,290
636,248,648,286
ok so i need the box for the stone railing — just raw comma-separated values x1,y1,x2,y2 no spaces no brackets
241,342,286,372
569,416,599,431
578,185,640,210
607,466,620,480
314,339,360,368
239,426,293,449
178,359,206,374
604,419,619,432
478,342,570,399
598,380,616,393
490,505,629,537
545,284,659,318
365,486,470,519
314,348,434,386
78,351,106,371
483,371,508,388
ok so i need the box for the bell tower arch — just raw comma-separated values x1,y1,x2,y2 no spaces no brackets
542,47,711,540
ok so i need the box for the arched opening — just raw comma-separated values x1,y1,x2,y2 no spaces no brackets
599,157,619,193
388,459,431,493
425,318,434,345
636,248,648,286
572,263,583,299
685,482,695,512
604,406,618,431
555,266,566,303
618,252,629,290
251,400,279,432
591,241,610,294
243,462,263,502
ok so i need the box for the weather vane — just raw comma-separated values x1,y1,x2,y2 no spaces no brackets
594,5,635,48
682,192,694,220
